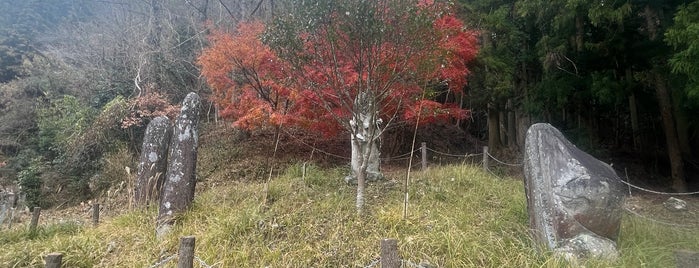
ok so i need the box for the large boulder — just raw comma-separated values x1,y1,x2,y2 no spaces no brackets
156,92,201,238
134,116,171,207
523,123,625,261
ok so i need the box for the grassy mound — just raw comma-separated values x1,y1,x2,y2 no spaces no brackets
1,163,697,267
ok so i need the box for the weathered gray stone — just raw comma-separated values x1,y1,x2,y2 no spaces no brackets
523,123,625,262
675,250,699,268
0,191,17,227
134,116,171,207
0,191,7,226
663,197,687,212
554,233,620,261
156,92,201,238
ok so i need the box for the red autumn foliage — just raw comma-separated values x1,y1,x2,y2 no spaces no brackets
198,22,292,130
121,90,179,129
198,3,478,136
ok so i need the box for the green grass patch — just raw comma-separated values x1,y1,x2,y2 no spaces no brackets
0,164,697,267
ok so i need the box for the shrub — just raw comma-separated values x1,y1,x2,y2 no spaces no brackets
17,159,42,208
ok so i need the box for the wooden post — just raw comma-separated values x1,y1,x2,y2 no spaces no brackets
45,252,63,268
482,146,489,172
380,238,400,268
421,142,427,170
92,203,100,227
29,207,41,232
177,236,196,268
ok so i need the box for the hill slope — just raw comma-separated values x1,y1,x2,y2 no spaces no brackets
0,126,698,267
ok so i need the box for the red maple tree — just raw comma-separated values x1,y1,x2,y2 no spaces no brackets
198,0,478,212
198,22,292,130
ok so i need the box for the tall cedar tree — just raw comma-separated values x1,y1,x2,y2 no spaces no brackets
198,0,478,212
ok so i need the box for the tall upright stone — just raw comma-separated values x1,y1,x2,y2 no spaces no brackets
523,123,625,262
156,92,201,238
0,191,7,226
134,116,172,207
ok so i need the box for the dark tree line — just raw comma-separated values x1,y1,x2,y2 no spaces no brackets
463,0,699,191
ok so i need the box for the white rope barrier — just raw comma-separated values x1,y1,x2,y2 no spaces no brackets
615,177,699,196
363,257,380,268
195,255,215,268
281,130,351,160
425,147,482,158
485,151,523,167
623,207,698,228
148,254,177,268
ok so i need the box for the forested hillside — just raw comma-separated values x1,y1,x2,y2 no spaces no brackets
0,0,698,208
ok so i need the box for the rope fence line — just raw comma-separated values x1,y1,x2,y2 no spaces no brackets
148,254,177,268
195,255,215,268
283,130,421,161
281,130,527,172
615,177,699,196
382,149,421,160
485,166,506,180
282,130,352,160
403,259,430,268
363,257,380,268
149,254,215,268
623,207,698,228
363,257,429,268
425,147,482,158
485,151,523,167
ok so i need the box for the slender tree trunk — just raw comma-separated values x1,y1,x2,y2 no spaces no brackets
354,138,366,215
488,102,501,149
629,94,642,151
671,89,691,157
517,112,530,150
653,70,687,192
575,14,584,52
507,99,517,149
499,109,507,146
642,5,687,192
348,92,382,214
629,94,640,150
628,66,641,151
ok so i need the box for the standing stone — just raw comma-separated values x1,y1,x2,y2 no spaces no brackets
0,191,7,226
156,92,201,238
523,123,625,261
675,250,699,268
0,191,13,226
134,116,172,207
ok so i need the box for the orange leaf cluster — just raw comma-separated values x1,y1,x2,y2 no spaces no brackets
198,3,479,136
121,91,179,129
198,22,292,130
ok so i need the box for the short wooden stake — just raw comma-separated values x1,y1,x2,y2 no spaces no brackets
482,146,489,172
44,252,63,268
380,238,400,268
29,207,41,232
178,236,196,268
92,203,100,227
